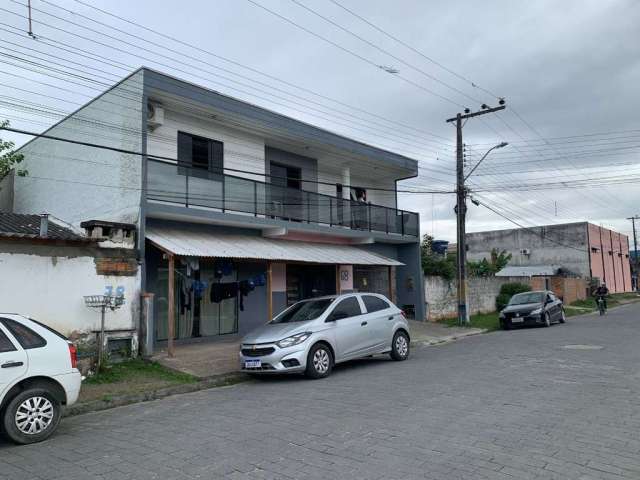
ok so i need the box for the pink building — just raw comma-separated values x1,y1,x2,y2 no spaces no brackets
587,224,632,293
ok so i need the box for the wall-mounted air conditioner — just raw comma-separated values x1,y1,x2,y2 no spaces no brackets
147,102,164,129
520,248,531,255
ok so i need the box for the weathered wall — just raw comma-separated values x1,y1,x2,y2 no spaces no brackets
0,170,14,211
13,70,144,225
0,243,140,341
426,275,589,320
424,275,527,320
530,277,588,304
466,223,590,276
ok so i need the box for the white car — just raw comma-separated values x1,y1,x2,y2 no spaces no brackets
0,314,81,444
239,293,410,378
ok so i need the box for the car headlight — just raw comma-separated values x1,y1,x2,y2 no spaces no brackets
530,308,542,315
276,332,312,348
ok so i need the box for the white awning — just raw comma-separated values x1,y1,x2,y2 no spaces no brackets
146,226,403,266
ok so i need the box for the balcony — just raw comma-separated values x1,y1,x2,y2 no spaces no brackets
146,159,419,238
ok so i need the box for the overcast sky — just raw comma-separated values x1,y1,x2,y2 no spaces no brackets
1,0,639,242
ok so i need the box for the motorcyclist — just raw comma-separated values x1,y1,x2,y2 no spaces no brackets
595,283,609,311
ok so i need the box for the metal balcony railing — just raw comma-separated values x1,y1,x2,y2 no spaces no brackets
146,159,419,237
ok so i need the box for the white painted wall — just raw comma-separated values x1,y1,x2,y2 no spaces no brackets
0,252,140,337
147,108,266,182
13,71,145,225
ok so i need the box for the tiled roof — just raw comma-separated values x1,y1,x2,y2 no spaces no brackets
0,212,87,241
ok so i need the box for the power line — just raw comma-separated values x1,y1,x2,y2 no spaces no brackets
326,0,501,100
68,0,453,143
0,124,454,194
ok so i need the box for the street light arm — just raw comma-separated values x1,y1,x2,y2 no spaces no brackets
464,142,508,181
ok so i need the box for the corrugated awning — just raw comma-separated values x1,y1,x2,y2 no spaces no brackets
146,226,403,266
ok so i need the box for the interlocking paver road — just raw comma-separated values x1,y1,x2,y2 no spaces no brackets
2,303,640,479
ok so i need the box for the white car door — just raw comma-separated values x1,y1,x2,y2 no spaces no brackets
327,296,370,361
0,321,28,399
362,295,395,351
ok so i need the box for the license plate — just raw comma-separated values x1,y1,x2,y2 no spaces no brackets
244,359,261,369
511,318,524,323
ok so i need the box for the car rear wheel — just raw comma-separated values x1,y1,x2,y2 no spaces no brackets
305,343,333,379
2,388,62,445
390,331,410,361
559,308,566,323
544,312,551,327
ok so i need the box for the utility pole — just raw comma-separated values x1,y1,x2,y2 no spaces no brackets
628,216,640,291
447,103,506,325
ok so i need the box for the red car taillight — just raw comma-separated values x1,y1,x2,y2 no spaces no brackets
68,343,78,369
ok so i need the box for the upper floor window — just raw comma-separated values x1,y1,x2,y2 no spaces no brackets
178,131,223,176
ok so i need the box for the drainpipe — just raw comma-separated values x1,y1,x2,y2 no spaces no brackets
39,213,49,238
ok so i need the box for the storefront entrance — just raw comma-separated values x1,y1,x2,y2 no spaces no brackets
286,264,336,305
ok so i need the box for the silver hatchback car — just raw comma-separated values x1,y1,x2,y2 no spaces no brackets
239,293,410,378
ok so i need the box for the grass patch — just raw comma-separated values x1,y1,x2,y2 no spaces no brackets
440,312,501,331
85,359,197,385
80,359,197,403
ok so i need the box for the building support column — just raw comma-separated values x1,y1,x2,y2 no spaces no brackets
336,265,341,295
167,253,175,358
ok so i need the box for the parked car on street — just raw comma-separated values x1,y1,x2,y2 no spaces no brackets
0,314,81,444
239,293,410,378
499,290,566,329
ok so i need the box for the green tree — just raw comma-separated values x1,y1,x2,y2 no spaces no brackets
421,234,457,281
0,120,27,185
468,248,512,277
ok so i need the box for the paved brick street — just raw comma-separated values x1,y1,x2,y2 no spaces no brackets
2,303,640,480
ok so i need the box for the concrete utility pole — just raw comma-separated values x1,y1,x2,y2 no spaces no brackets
447,103,506,325
628,216,640,291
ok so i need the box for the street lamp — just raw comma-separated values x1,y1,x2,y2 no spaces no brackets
464,142,508,181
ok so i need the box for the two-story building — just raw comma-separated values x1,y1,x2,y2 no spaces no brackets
8,68,424,353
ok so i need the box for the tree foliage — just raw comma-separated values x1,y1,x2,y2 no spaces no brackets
0,120,27,185
421,235,512,281
420,234,457,280
467,248,512,277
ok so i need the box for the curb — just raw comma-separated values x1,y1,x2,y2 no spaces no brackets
64,372,249,418
411,328,488,347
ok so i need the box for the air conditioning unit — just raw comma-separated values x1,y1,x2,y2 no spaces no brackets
147,102,164,129
520,248,531,256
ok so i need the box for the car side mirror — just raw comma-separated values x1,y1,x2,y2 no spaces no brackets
327,312,348,322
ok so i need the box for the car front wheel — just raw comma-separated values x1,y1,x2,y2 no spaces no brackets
559,308,566,323
544,312,551,327
305,343,333,379
390,331,410,361
2,388,62,445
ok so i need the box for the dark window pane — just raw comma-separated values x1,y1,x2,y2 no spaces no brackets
191,136,209,170
211,140,224,173
363,295,390,313
330,297,362,319
0,328,17,353
1,319,47,349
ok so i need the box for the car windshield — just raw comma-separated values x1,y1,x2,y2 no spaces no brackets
509,292,545,305
271,298,334,324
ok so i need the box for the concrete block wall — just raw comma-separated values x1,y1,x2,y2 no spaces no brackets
424,275,528,321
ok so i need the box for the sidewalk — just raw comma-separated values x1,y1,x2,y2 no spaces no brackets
408,319,486,346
